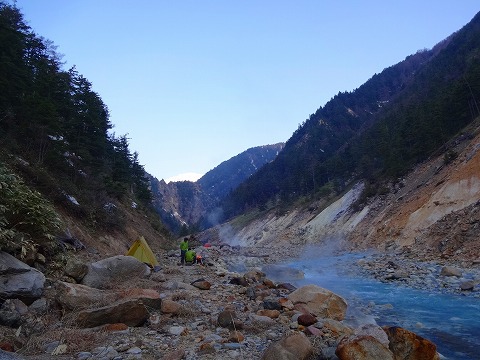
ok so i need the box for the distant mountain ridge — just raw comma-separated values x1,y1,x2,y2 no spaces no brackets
149,143,284,234
198,143,285,200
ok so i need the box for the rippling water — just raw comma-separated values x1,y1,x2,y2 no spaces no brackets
262,254,480,360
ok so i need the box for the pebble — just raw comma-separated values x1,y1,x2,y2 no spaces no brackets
77,352,92,360
126,347,142,354
168,326,185,335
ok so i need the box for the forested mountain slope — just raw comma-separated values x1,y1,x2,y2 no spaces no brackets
198,143,284,201
199,114,480,265
222,11,480,220
0,2,171,261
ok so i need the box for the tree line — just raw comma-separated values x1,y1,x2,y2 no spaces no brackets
0,2,156,237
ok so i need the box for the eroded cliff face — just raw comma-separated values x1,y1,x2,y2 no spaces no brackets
150,178,207,230
352,128,480,263
202,125,480,265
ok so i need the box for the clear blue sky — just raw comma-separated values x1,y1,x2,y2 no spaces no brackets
14,1,480,182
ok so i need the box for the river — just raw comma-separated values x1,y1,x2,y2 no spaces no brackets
261,253,480,360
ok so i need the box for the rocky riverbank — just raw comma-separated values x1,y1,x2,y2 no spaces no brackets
0,247,443,360
350,250,480,298
216,242,480,298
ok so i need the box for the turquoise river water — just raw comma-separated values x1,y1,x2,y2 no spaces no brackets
261,254,480,360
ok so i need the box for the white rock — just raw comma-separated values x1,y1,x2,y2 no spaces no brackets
169,326,185,335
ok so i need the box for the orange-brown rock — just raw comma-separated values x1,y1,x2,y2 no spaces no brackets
228,330,245,343
289,284,347,321
103,323,128,331
0,342,14,352
76,299,148,328
278,297,294,310
263,279,276,288
383,326,440,360
161,299,181,314
336,335,394,360
119,288,162,309
261,332,313,360
256,309,280,318
191,280,211,290
298,313,316,326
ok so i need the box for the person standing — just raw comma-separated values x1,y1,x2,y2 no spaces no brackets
180,237,189,265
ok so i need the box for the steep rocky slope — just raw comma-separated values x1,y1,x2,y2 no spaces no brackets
56,200,173,262
350,125,480,263
149,143,284,233
199,120,480,267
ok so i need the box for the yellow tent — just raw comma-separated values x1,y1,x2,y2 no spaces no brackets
126,236,160,270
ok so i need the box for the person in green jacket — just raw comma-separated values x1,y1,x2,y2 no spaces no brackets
180,237,189,265
184,248,196,265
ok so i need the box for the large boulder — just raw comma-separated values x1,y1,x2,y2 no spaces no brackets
56,282,162,312
261,332,313,360
244,269,266,282
75,299,149,328
383,326,440,360
336,335,394,360
116,288,161,310
81,255,150,289
0,251,45,304
288,284,347,321
55,281,118,310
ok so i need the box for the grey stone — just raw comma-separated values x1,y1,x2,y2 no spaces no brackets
169,326,185,335
0,251,45,303
81,255,150,289
440,266,462,277
127,347,142,354
0,349,24,359
91,346,118,358
64,258,88,282
76,352,92,360
459,280,475,291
